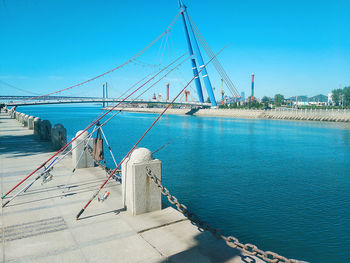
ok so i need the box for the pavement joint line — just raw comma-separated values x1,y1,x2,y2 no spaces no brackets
137,218,188,234
138,231,167,260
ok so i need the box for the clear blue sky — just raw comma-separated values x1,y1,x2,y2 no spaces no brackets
0,0,349,100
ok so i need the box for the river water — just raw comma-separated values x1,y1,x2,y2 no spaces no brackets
19,105,350,263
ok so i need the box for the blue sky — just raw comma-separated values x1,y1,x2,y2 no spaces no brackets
0,0,349,100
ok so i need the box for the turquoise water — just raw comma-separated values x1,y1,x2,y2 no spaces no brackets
19,105,350,263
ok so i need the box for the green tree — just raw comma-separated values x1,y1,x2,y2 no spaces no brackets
274,94,284,106
261,96,272,106
206,97,211,103
332,88,343,106
343,86,350,106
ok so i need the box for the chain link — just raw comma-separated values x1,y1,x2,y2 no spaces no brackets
145,167,299,263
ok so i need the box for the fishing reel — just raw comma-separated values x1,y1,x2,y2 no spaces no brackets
41,168,53,185
98,191,110,202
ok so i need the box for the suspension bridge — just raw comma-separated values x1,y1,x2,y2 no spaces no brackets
3,0,240,109
0,1,300,263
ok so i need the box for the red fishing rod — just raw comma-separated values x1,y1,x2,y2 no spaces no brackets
1,53,187,200
75,44,229,220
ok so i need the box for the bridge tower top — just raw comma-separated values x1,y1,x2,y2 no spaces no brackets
178,0,217,107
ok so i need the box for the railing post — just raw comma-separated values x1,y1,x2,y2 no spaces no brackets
33,118,41,136
28,116,34,129
72,130,94,169
40,120,52,141
51,124,67,150
122,147,162,215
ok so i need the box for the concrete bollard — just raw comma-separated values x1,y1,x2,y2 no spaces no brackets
18,113,23,122
122,147,162,216
72,130,94,169
23,115,29,127
51,124,67,150
20,113,25,125
18,113,23,124
33,117,41,136
40,120,52,141
28,116,35,129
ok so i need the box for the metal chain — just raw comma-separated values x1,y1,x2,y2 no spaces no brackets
145,167,298,263
87,145,121,181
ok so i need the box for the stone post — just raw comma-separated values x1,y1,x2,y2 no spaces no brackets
122,147,162,216
40,120,52,141
72,130,94,169
17,113,22,122
21,113,25,125
23,115,29,127
51,124,67,150
28,116,34,129
33,117,41,136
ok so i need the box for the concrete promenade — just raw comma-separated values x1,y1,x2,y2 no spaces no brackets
0,113,262,263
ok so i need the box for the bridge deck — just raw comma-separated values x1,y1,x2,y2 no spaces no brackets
4,97,211,108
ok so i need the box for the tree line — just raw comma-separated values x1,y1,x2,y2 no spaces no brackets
332,87,350,106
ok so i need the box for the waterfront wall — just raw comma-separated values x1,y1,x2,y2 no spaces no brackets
8,108,67,149
262,108,350,122
111,107,350,122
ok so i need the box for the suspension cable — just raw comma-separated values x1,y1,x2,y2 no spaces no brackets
14,11,181,103
1,52,187,200
189,15,240,98
75,44,229,220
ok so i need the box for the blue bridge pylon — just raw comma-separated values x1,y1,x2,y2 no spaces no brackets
178,0,217,107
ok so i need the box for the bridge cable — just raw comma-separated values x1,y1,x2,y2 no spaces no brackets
1,52,187,200
3,55,191,206
0,80,40,96
75,44,229,220
94,53,191,130
189,15,240,98
190,19,239,97
13,11,181,104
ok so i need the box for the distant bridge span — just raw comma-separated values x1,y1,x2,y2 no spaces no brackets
4,97,211,108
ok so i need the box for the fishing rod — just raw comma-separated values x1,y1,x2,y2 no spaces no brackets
152,137,179,155
2,54,191,207
61,126,99,194
75,44,229,220
99,53,191,127
1,53,187,201
2,128,98,207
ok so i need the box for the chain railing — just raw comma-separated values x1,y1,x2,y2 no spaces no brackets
145,167,299,263
87,145,121,182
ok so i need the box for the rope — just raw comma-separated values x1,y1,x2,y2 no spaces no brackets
75,44,229,220
14,11,181,103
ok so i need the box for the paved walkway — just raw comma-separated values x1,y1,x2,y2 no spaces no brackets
0,112,262,263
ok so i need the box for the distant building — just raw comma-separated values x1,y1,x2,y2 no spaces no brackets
241,92,245,102
287,94,328,106
328,93,333,104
